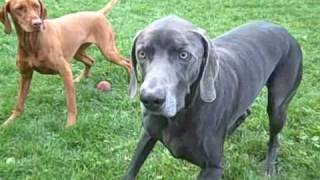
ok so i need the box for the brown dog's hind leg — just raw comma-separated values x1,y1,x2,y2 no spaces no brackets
74,43,94,83
2,72,33,127
96,30,132,75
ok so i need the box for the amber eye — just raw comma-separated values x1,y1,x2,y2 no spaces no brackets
16,5,26,11
137,50,146,60
32,4,40,10
179,51,190,60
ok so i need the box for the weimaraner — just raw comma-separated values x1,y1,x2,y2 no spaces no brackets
124,15,302,179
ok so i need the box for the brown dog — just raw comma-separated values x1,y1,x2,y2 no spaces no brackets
0,0,131,127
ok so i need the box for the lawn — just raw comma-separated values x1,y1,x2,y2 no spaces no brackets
0,0,319,179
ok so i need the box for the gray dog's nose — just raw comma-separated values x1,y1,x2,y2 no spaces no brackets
140,88,165,109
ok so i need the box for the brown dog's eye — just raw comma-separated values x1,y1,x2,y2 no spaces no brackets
179,51,190,60
32,4,40,9
137,50,146,60
15,5,26,11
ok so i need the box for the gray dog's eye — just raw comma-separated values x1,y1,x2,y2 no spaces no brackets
179,51,190,60
137,50,146,60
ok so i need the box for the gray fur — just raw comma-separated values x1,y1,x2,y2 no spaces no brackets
125,15,302,180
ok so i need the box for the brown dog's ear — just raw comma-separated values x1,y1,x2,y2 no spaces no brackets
128,31,143,99
38,0,47,20
0,2,12,34
193,28,220,103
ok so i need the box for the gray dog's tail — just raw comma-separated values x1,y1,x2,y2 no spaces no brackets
99,0,119,14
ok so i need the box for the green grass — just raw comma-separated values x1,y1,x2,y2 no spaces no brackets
0,0,319,179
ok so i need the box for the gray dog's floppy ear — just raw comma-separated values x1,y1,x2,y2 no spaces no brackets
193,28,219,102
0,2,12,34
128,31,142,98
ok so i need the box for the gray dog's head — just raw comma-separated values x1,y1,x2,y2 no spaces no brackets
129,15,219,118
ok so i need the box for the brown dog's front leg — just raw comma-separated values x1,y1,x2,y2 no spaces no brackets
124,129,157,180
2,72,33,127
60,66,77,127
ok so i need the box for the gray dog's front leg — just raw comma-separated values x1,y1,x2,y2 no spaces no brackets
227,109,251,136
124,129,157,180
198,167,223,180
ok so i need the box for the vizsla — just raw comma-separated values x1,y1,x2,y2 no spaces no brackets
0,0,131,127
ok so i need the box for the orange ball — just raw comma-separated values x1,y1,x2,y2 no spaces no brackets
96,81,111,92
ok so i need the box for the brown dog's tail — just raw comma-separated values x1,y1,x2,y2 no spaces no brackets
99,0,119,14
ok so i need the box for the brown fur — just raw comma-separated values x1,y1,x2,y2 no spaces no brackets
0,0,131,127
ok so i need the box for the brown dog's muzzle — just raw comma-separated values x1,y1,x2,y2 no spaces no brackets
31,18,42,29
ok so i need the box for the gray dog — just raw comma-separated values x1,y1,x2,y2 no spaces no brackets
125,15,302,179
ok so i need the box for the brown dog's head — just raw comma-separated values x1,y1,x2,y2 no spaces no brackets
0,0,47,34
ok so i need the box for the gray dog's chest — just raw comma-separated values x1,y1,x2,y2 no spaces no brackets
162,127,207,166
162,125,197,156
145,115,207,165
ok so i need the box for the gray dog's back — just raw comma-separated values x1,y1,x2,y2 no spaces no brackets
211,21,302,124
